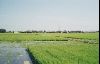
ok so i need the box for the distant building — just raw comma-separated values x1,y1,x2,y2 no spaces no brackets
14,31,19,33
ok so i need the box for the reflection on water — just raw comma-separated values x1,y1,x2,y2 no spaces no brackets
0,43,33,64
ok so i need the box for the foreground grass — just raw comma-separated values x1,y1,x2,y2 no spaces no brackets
0,32,99,41
27,41,99,64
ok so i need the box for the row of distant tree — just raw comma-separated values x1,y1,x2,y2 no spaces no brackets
0,29,99,33
0,29,6,33
18,30,99,33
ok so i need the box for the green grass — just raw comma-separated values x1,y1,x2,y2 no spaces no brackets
27,41,99,64
0,32,99,64
0,32,99,41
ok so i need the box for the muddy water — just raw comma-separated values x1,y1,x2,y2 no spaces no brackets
0,43,33,64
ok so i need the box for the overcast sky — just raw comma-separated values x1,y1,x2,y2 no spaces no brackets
0,0,99,31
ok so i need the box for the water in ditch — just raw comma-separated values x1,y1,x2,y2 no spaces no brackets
0,43,33,64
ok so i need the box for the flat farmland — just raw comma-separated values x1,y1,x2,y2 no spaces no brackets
0,32,99,64
27,41,99,64
0,32,99,41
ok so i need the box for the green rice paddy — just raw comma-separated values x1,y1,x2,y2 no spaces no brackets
0,32,99,64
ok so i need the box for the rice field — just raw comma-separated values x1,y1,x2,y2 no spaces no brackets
27,41,99,64
0,32,99,64
0,32,99,41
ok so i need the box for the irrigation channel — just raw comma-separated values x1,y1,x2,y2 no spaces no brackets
0,43,33,64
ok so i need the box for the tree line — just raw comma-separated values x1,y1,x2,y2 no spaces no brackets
0,29,99,33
